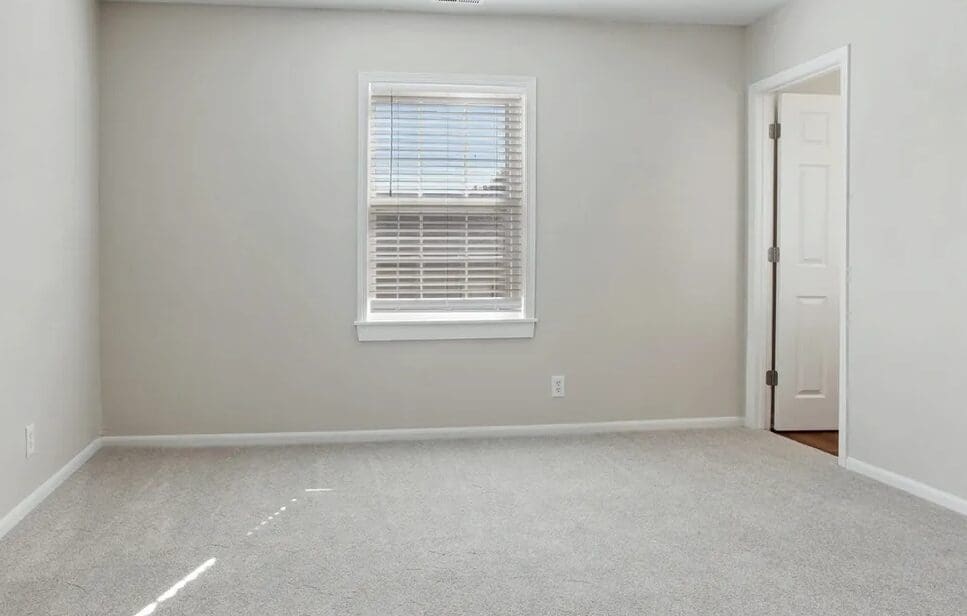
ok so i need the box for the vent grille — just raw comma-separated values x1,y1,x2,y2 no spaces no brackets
436,0,482,5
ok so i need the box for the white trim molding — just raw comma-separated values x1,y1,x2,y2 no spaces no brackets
846,458,967,517
355,72,538,342
101,416,743,448
355,317,536,341
745,46,851,465
0,438,103,541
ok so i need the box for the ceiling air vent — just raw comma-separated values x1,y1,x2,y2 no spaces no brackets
436,0,482,5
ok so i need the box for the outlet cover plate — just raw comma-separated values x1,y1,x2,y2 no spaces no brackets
551,375,565,398
25,423,36,458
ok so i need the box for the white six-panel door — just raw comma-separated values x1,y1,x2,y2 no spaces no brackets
774,93,844,431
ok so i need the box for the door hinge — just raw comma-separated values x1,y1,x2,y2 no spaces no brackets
769,123,781,139
767,246,780,263
766,370,779,387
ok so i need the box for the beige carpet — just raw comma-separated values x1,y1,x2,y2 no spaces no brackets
1,429,965,615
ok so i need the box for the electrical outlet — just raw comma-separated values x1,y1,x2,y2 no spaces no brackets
551,375,565,398
25,424,36,458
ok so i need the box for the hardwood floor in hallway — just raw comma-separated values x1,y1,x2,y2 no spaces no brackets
775,431,838,456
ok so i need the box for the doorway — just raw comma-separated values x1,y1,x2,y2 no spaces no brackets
744,48,850,463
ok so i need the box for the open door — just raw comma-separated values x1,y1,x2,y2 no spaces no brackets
773,93,844,431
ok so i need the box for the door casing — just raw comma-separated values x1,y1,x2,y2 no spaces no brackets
744,47,851,465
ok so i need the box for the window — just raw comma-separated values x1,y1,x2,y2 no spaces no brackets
356,73,536,341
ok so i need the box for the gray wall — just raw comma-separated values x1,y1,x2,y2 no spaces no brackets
99,4,746,436
782,70,840,95
747,0,967,500
0,0,101,518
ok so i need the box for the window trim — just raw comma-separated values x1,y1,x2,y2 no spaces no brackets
355,72,537,342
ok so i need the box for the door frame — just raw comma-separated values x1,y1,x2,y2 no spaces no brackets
744,46,851,465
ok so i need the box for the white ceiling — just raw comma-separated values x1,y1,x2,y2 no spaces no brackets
119,0,789,26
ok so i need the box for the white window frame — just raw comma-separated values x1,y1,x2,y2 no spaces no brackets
355,72,537,342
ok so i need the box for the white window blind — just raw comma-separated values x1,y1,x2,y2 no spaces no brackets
366,83,526,315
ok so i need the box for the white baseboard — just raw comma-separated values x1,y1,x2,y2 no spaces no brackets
845,457,967,517
101,416,743,448
0,437,103,541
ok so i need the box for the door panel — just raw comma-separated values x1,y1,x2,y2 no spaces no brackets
798,165,829,265
794,296,827,397
774,93,843,431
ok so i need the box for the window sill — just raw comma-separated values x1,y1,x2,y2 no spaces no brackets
355,318,536,342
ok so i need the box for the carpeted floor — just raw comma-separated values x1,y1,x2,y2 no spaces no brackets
1,429,965,616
